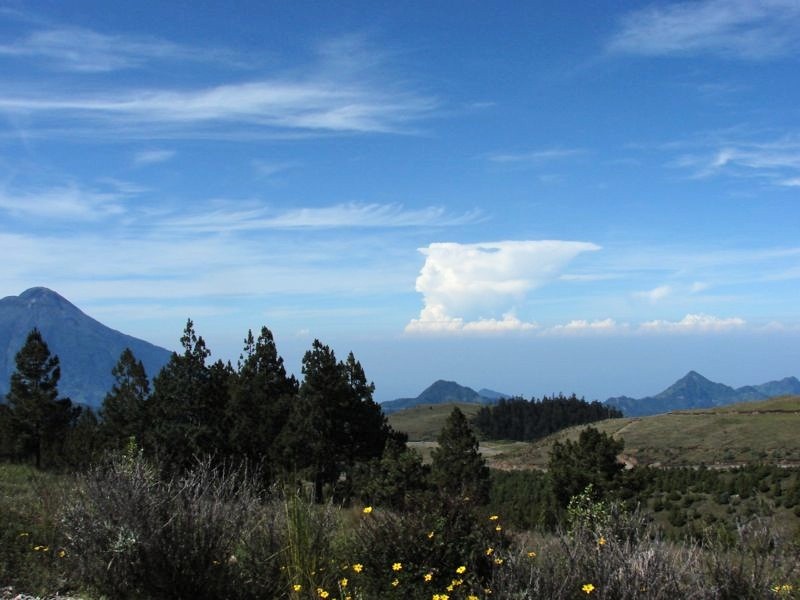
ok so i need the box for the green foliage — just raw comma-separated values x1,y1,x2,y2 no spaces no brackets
100,347,150,450
226,327,297,477
280,340,391,502
549,426,625,507
4,328,77,469
473,393,623,442
431,407,491,505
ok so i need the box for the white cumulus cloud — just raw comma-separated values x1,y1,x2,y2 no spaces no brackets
638,313,746,333
405,240,600,334
635,284,672,303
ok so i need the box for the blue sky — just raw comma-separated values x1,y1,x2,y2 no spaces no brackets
1,0,799,402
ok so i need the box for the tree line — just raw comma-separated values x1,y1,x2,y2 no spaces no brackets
472,393,622,442
0,322,494,509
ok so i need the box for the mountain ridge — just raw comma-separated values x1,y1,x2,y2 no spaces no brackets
0,287,173,408
605,370,800,417
380,379,503,414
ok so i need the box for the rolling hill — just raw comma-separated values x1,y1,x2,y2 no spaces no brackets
495,395,800,470
0,287,173,408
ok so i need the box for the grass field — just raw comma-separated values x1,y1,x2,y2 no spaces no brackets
387,396,800,470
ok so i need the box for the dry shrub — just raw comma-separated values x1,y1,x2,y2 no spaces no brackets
60,452,284,600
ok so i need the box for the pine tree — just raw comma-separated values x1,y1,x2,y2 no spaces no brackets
227,327,297,473
548,426,624,507
430,407,490,505
100,348,150,449
146,319,228,470
5,328,75,468
280,340,391,502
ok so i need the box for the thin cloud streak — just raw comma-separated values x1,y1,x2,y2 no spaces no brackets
0,27,235,72
609,0,800,60
164,202,483,232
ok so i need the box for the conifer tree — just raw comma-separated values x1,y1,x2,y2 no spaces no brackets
227,327,297,473
5,328,75,468
100,348,150,449
146,319,228,470
430,406,490,505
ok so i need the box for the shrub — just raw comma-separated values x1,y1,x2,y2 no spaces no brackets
61,452,284,600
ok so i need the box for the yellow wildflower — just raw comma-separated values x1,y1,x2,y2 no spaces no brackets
489,515,499,521
495,525,502,532
455,565,466,574
446,584,454,592
292,584,302,592
58,549,66,558
582,583,596,594
485,547,494,556
317,588,329,598
352,563,363,573
18,532,29,537
427,531,435,539
527,550,537,558
392,562,403,571
493,558,504,565
598,536,606,546
339,578,348,588
362,506,373,514
391,578,400,587
468,596,479,600
424,572,433,582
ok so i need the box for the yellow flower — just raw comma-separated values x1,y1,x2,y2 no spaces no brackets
424,572,433,582
427,531,435,539
292,584,302,592
582,583,596,594
18,532,29,537
362,506,373,514
392,562,403,571
391,578,400,587
495,525,502,532
58,549,66,558
317,588,329,598
489,515,499,520
468,596,479,600
451,578,463,587
494,557,504,565
446,584,454,592
339,578,348,588
598,536,607,546
455,565,466,574
527,551,537,558
485,547,494,556
352,563,363,573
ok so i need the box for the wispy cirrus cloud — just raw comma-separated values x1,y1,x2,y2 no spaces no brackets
609,0,800,60
487,148,585,164
164,202,483,233
670,134,800,186
0,26,236,72
0,183,127,220
133,149,175,166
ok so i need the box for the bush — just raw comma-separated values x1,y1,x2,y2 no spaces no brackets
61,452,284,600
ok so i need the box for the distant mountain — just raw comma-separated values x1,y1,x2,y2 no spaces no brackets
0,287,173,409
381,379,503,414
606,370,800,417
477,388,511,401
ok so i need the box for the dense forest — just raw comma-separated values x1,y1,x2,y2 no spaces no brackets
472,394,622,442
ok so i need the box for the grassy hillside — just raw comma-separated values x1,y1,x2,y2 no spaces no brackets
496,395,800,470
386,402,482,441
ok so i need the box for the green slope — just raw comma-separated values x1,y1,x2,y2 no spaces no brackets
496,395,800,470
